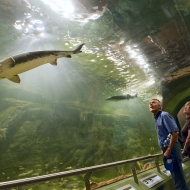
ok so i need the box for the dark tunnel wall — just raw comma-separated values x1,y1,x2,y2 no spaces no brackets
162,75,190,125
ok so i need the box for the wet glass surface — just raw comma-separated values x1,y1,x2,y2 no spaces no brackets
0,0,189,189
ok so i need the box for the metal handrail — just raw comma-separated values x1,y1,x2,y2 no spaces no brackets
0,153,162,190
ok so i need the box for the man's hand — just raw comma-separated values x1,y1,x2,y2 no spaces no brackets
182,149,188,156
164,147,172,158
163,131,178,158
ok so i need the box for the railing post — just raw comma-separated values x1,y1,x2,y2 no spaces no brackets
155,156,161,173
130,161,138,184
84,171,92,190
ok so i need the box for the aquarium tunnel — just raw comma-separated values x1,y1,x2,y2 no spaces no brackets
0,0,190,189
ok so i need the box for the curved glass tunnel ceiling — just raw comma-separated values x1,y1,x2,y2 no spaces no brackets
1,0,190,102
0,0,190,189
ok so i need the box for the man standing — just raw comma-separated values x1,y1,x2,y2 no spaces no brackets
149,99,189,190
181,101,190,158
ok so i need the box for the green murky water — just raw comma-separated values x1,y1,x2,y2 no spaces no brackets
0,0,189,189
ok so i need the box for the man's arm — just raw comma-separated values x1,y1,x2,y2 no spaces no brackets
182,129,190,155
164,131,178,158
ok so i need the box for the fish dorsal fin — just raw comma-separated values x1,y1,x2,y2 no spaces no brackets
8,75,21,83
50,60,57,66
2,58,15,68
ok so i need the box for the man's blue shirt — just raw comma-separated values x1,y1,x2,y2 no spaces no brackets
154,111,179,148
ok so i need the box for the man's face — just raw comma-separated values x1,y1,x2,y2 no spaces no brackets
183,103,190,115
149,99,161,114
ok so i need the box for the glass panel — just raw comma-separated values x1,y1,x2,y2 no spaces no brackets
0,0,188,188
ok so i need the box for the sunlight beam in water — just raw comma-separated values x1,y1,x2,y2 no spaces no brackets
40,0,74,15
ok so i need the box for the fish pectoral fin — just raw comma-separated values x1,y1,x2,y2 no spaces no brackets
50,60,57,66
8,75,21,83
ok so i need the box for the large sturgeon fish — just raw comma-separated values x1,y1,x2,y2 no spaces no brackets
0,43,84,83
106,94,138,101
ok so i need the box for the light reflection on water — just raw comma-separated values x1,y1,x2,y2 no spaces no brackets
7,0,158,101
40,0,74,15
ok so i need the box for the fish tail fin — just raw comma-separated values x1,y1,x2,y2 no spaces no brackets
73,43,85,54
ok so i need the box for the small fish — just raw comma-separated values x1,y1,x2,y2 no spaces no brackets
106,94,137,101
0,43,85,83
